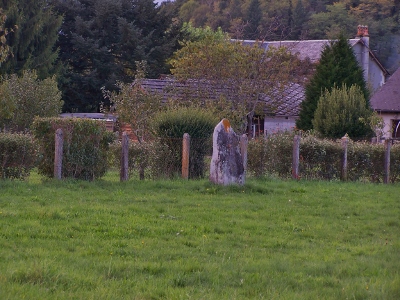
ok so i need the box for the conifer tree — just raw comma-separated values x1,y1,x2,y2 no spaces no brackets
0,0,62,79
290,0,308,39
296,34,369,131
244,0,262,39
52,0,181,112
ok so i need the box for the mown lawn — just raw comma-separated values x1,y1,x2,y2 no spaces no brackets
0,172,399,299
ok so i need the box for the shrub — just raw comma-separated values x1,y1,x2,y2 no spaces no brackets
347,141,385,182
299,134,342,180
313,84,373,139
151,107,217,179
248,132,400,182
109,139,156,180
247,131,294,178
0,132,36,180
32,117,115,180
0,70,63,131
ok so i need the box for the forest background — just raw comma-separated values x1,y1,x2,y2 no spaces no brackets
1,0,400,113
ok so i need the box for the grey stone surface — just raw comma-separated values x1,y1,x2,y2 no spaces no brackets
209,119,245,185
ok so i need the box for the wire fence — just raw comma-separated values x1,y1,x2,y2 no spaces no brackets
107,131,400,183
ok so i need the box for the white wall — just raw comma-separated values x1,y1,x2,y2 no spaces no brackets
264,116,297,136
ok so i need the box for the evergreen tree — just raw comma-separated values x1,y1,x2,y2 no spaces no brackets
0,0,62,79
313,84,373,139
244,0,262,39
290,0,308,39
0,9,11,64
51,0,181,112
296,34,369,131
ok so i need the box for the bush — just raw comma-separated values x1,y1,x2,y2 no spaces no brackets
32,117,115,180
0,132,36,180
313,84,373,139
299,134,342,180
0,70,63,131
248,132,400,182
151,107,217,179
247,131,294,178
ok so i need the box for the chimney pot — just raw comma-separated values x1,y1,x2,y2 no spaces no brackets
357,25,369,37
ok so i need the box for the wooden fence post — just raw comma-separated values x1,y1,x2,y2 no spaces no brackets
292,135,300,180
341,135,349,181
240,134,248,174
384,138,391,184
54,128,63,180
120,132,129,182
182,133,190,179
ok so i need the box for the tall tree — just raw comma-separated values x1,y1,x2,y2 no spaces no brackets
244,0,262,39
290,0,308,39
169,26,303,133
304,2,357,39
0,0,62,79
51,0,181,112
296,34,369,131
0,9,12,64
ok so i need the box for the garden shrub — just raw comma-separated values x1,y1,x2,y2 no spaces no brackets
347,141,385,182
248,131,294,178
151,107,217,179
248,132,400,182
32,117,115,180
390,143,400,182
109,140,164,179
0,132,36,180
0,70,63,131
299,134,342,180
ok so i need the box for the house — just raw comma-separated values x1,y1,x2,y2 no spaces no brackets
140,26,390,138
139,77,304,137
239,25,389,136
370,67,400,139
239,25,388,92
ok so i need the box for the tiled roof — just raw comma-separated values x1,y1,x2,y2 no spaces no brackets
140,78,305,117
238,39,360,63
237,39,388,76
370,67,400,112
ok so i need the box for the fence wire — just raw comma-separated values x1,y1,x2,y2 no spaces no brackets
247,132,400,183
110,132,400,183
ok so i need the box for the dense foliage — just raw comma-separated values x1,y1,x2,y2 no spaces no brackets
102,61,163,143
172,0,400,71
296,34,369,131
0,9,12,64
170,25,305,133
247,132,400,182
0,132,36,180
0,70,63,131
50,0,182,112
32,117,115,180
151,107,217,178
313,84,373,139
0,0,62,79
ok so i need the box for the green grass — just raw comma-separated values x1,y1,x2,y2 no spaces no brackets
0,171,399,299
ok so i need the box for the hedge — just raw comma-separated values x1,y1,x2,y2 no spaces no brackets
32,117,115,180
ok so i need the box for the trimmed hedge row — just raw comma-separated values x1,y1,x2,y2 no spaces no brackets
32,117,115,180
248,132,400,182
0,132,36,180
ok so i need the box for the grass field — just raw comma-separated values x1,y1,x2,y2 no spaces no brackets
0,172,399,299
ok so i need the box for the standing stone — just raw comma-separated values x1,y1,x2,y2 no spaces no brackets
209,119,245,185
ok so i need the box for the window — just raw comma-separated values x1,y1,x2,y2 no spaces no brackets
392,120,400,138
